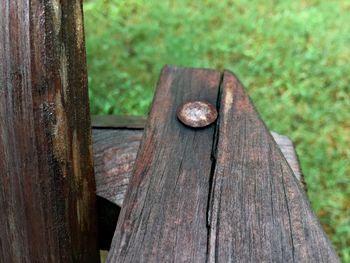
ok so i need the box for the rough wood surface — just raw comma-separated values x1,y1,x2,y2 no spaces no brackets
207,70,338,262
0,1,99,262
106,66,338,262
92,115,146,129
107,66,222,262
92,119,304,207
92,120,305,251
93,129,143,207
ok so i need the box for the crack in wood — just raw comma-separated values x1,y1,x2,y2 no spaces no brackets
105,66,338,262
205,70,338,262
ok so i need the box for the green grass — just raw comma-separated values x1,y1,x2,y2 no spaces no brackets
84,0,350,261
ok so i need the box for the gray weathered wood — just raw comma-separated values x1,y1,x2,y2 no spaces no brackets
105,66,338,262
271,131,305,188
207,70,338,262
107,66,222,262
0,1,99,262
92,119,306,252
93,129,143,207
92,115,146,129
92,119,305,207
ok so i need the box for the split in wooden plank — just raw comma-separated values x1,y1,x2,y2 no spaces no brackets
207,70,338,262
92,118,305,208
107,66,222,262
106,66,338,262
92,120,305,251
0,1,99,262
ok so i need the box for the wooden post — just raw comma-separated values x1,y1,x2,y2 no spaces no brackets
0,1,99,262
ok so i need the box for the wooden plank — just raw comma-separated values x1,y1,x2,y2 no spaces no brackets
93,129,143,207
0,1,99,262
92,115,146,129
107,66,222,262
92,121,305,251
207,71,338,262
92,120,305,208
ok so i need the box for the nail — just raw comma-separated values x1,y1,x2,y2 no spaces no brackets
177,101,218,128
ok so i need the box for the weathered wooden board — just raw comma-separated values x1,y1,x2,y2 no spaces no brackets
93,129,143,207
92,119,305,251
92,120,304,208
207,71,338,262
106,66,338,262
0,1,99,262
92,115,146,129
107,66,222,262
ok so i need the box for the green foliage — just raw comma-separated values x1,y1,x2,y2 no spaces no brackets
84,0,350,260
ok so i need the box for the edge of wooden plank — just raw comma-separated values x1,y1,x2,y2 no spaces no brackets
207,70,338,262
100,68,338,262
91,115,146,129
107,65,222,262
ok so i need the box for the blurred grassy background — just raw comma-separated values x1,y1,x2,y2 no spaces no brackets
84,0,350,261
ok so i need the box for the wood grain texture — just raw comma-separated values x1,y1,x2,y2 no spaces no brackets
106,67,338,262
0,1,99,262
92,115,146,129
207,71,338,262
93,129,143,207
107,66,222,262
92,121,305,252
92,119,305,208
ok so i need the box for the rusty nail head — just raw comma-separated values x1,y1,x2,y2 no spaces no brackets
177,101,218,128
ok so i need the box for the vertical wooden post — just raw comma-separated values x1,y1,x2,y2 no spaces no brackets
0,1,99,262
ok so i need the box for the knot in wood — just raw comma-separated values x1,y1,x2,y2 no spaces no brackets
176,101,218,128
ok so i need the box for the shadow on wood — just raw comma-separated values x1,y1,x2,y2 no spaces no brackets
97,196,120,251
